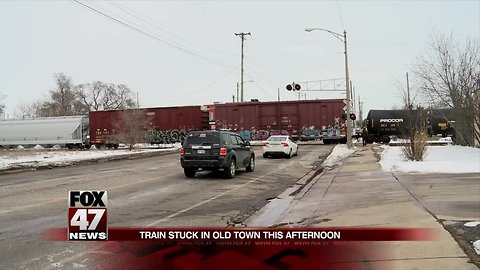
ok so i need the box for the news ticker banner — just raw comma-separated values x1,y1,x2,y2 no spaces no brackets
56,190,439,269
47,227,437,242
43,228,437,270
63,190,437,243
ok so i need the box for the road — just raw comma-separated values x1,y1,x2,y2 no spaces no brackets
0,144,334,270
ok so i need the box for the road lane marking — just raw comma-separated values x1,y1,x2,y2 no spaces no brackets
40,147,327,269
146,169,286,226
41,169,286,270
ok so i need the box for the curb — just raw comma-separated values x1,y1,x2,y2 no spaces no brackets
246,167,325,227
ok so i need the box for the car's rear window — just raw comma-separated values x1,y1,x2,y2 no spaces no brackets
184,132,220,146
268,136,287,142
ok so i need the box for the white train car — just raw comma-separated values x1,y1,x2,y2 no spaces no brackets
0,116,89,148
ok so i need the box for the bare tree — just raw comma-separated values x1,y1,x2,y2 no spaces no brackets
20,73,137,117
0,92,5,116
414,33,480,146
113,109,148,150
13,100,43,118
395,73,429,161
34,73,86,116
76,81,136,111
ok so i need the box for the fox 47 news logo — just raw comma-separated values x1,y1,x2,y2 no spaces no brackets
68,190,108,241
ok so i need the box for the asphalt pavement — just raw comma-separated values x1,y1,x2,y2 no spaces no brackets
0,144,334,270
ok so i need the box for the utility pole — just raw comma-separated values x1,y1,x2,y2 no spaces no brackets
350,81,354,114
277,88,280,101
235,32,251,102
236,82,239,103
406,72,411,110
343,30,353,149
136,92,139,108
358,95,363,127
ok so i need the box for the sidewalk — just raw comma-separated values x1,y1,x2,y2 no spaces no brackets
247,145,478,270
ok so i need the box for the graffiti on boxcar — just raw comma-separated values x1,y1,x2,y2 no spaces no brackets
251,130,270,141
238,130,252,141
268,130,289,136
145,129,189,144
248,130,289,141
301,128,322,137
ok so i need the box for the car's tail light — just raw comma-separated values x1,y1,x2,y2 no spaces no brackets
282,142,289,147
180,147,185,156
263,141,269,146
219,147,227,156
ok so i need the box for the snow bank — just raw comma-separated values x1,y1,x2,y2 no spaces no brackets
322,145,356,167
0,147,180,171
380,145,480,173
474,240,480,255
464,221,480,227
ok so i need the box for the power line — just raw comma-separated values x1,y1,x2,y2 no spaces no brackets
105,1,237,58
72,0,235,69
160,65,240,104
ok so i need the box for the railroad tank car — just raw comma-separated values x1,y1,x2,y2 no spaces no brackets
0,116,89,148
209,99,345,140
428,109,456,137
89,105,209,147
365,109,456,143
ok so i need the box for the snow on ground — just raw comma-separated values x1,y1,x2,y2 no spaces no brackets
464,221,480,227
322,144,356,167
380,145,480,173
474,240,480,255
0,144,181,171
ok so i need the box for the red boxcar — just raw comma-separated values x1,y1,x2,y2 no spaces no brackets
209,99,345,140
89,106,209,147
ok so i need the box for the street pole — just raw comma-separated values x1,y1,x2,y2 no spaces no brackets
235,32,251,102
305,28,353,148
343,31,353,148
236,82,239,103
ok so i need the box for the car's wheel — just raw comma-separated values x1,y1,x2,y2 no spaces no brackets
184,168,196,178
224,159,236,179
263,153,268,158
246,155,255,172
294,147,299,156
286,149,292,159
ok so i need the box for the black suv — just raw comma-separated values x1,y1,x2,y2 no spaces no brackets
180,130,255,178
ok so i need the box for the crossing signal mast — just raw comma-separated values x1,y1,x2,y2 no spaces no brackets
286,83,301,91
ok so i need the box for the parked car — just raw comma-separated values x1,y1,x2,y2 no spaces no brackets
180,130,255,179
262,135,298,158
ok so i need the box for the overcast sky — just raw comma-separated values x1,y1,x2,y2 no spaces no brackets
0,1,479,118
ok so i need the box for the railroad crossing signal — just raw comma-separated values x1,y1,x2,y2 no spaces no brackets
286,83,301,91
350,113,356,121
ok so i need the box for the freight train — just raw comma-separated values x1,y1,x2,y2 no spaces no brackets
365,109,456,143
89,105,209,148
0,99,347,149
0,116,89,148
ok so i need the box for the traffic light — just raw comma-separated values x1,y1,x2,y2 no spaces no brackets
286,83,301,91
350,113,356,121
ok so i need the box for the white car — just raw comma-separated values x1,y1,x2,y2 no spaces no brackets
262,135,299,158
